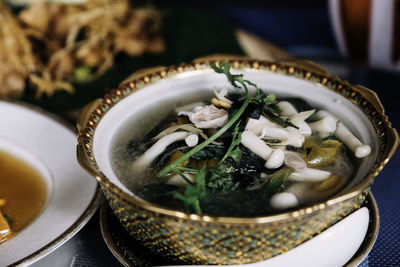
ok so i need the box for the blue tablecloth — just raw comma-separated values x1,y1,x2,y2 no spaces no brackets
352,69,400,267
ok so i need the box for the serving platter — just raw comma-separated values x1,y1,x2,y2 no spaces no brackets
100,192,379,267
0,101,102,266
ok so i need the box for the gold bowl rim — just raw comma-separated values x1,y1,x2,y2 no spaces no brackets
77,55,399,224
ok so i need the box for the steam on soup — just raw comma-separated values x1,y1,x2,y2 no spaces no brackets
111,62,371,217
0,150,47,243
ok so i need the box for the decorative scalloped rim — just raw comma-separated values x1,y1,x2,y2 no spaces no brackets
77,58,398,224
99,192,379,267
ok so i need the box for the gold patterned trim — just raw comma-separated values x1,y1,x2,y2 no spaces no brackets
76,56,398,224
99,192,379,267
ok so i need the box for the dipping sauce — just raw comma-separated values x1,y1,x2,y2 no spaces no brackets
0,150,47,244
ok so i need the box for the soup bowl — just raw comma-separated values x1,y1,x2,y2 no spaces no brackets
77,55,398,265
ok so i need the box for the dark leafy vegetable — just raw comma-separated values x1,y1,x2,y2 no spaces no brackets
139,183,179,201
184,145,225,161
207,164,236,192
286,145,304,153
262,108,298,129
262,168,293,199
233,145,265,175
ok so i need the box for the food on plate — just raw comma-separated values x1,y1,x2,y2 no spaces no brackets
0,0,164,98
0,199,12,243
0,150,47,243
111,62,371,216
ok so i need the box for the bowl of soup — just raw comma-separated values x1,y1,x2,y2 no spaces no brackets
76,55,398,265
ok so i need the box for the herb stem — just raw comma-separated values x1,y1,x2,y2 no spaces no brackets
193,199,202,214
175,166,200,173
218,122,241,165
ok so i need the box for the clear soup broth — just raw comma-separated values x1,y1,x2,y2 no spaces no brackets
111,97,361,217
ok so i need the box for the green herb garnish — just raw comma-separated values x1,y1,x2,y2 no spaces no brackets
218,121,242,165
173,168,207,214
207,164,236,192
157,62,255,178
158,61,297,214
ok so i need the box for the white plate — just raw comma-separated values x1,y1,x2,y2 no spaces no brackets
0,101,101,266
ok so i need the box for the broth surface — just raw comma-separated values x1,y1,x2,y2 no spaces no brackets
111,98,358,217
109,63,367,217
0,150,47,243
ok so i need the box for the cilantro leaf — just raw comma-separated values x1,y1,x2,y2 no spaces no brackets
263,93,276,103
207,164,236,192
173,168,207,214
211,62,245,89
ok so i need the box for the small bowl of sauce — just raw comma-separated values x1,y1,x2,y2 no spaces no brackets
0,139,50,244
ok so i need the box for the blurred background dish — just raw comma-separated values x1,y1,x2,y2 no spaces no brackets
329,0,400,71
1,0,244,116
0,0,165,108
